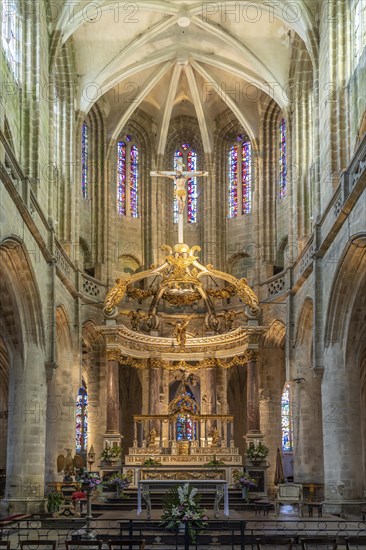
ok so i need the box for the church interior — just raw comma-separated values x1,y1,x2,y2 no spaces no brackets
1,0,366,526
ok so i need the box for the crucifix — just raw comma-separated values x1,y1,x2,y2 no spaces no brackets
150,157,208,243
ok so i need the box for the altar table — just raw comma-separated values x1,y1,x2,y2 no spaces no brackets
137,479,229,519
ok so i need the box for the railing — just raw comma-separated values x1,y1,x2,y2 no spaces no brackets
1,517,366,549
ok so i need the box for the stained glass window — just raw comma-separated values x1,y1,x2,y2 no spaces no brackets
117,141,126,215
228,145,238,218
187,150,197,223
175,386,198,441
76,386,88,453
130,145,139,217
281,384,293,452
242,141,252,214
81,123,89,199
279,118,287,198
117,137,140,217
2,0,22,81
173,150,183,224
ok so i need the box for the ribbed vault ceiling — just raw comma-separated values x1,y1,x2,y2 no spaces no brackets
50,0,318,150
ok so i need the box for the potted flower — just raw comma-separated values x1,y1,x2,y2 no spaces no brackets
246,442,269,464
206,455,225,469
100,445,122,464
160,483,208,542
233,471,257,501
104,473,132,499
47,491,64,513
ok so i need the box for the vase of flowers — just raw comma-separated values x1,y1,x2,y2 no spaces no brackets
233,471,257,502
160,483,208,542
104,473,132,499
79,468,101,491
100,445,122,465
246,442,269,465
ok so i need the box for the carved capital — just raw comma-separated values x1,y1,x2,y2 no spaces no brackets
107,349,121,362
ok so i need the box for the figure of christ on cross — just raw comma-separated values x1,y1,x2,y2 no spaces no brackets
150,157,208,243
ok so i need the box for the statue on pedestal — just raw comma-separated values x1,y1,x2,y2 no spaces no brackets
147,428,159,447
211,429,221,447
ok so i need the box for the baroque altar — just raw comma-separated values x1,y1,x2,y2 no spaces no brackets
99,240,269,495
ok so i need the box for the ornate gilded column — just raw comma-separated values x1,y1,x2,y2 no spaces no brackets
106,350,120,433
246,353,260,433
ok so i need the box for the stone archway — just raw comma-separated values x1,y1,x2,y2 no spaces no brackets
0,238,46,512
323,236,366,513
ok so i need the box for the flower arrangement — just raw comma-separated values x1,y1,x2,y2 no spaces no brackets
233,471,257,490
143,457,161,467
206,455,225,467
100,445,122,462
160,483,208,542
105,472,132,491
79,468,101,490
246,442,269,462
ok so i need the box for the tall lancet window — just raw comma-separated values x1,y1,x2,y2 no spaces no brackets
117,141,127,215
81,123,89,199
228,137,252,217
1,0,22,81
173,143,198,224
76,385,88,453
279,118,287,198
281,384,293,452
117,136,139,217
242,140,252,214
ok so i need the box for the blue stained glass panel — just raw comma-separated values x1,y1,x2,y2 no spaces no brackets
228,145,238,218
117,141,126,215
242,141,252,214
76,387,88,453
81,123,89,199
130,145,139,217
187,150,197,223
279,118,287,198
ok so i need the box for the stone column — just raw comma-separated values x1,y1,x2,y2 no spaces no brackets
106,354,120,433
247,357,260,433
6,344,47,513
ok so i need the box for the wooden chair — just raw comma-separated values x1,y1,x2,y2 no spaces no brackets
346,537,366,550
108,540,146,550
256,536,294,550
65,542,102,550
19,541,57,550
300,538,338,550
275,483,303,516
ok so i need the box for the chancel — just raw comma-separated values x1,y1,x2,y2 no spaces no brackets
0,0,366,527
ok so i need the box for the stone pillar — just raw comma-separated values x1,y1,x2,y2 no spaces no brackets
322,344,363,514
106,355,119,433
247,357,260,433
6,344,47,513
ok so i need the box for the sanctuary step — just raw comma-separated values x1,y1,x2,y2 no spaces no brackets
92,490,260,512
